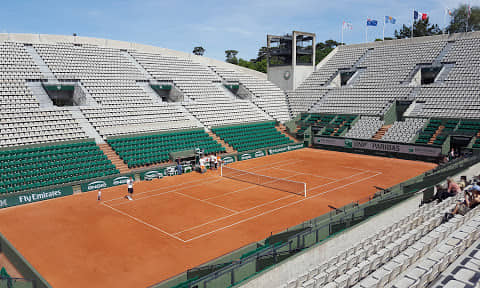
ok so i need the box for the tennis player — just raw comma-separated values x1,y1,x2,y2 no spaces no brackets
126,177,134,200
97,189,102,201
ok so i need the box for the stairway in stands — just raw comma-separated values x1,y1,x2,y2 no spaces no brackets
428,125,445,144
207,131,236,154
98,144,130,173
372,124,391,140
275,124,299,143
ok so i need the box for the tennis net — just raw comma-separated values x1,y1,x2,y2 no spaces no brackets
221,165,306,197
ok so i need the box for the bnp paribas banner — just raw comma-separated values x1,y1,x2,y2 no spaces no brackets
238,150,267,161
81,174,135,192
267,143,305,155
313,137,441,157
0,186,73,209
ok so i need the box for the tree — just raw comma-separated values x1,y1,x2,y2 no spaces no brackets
394,18,442,39
447,5,480,33
315,40,342,65
256,46,269,62
225,50,239,65
192,46,205,56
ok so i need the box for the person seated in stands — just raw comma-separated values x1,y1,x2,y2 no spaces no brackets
447,177,462,195
449,186,480,216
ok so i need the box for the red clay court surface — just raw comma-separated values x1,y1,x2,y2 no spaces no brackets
0,149,436,288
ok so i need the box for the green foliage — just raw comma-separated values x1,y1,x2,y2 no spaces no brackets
192,46,205,56
315,40,341,65
447,5,480,33
394,18,442,39
225,50,239,64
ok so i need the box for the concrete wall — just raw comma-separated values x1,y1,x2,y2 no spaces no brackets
0,33,266,80
268,66,294,91
294,66,314,90
238,193,424,288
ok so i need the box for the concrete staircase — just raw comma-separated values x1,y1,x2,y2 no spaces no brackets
24,45,57,81
98,143,130,173
276,124,300,142
372,124,391,140
69,108,105,144
26,82,53,107
122,51,153,80
428,125,444,144
207,131,236,154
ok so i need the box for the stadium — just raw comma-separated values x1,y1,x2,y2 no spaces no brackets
0,4,480,288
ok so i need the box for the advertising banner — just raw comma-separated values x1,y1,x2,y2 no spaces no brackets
0,186,74,209
267,143,305,155
313,137,441,157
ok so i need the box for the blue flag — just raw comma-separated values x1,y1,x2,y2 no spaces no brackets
367,19,378,26
385,16,396,24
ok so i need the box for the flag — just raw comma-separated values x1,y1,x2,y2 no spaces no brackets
414,10,428,20
447,8,453,16
367,18,378,26
343,21,353,30
467,4,472,19
385,16,396,24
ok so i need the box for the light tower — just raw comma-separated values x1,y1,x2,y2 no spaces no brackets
267,31,315,91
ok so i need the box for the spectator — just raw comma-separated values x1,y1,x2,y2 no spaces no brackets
447,178,461,195
449,188,480,216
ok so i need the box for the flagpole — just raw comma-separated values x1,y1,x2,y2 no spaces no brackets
466,2,469,32
411,9,414,38
341,22,344,45
365,17,368,43
443,9,446,34
383,16,385,41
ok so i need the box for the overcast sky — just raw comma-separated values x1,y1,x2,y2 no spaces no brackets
0,0,476,61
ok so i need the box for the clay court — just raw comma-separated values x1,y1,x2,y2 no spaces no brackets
0,149,436,288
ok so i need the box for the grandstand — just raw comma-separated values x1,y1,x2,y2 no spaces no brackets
0,30,479,288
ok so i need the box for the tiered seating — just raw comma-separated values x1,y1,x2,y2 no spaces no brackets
354,40,445,87
34,44,153,106
455,120,480,136
80,105,200,137
344,116,384,139
0,141,118,194
0,109,87,147
183,100,272,128
415,119,458,146
282,193,480,288
211,66,291,123
108,130,225,168
309,87,411,116
212,122,294,152
287,89,330,116
321,115,356,136
412,86,480,119
382,118,427,143
298,46,367,89
129,51,226,102
473,138,480,149
0,42,88,147
442,37,480,85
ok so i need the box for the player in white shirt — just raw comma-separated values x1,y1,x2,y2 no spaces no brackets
97,190,102,201
126,177,134,200
211,154,218,170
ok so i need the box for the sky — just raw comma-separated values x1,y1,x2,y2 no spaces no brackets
0,0,476,61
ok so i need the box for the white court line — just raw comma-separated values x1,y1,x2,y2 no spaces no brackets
101,202,187,243
183,171,382,242
173,170,371,236
203,170,304,201
104,158,302,205
272,167,336,180
174,191,239,213
101,153,383,242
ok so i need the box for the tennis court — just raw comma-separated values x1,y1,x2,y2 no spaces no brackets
0,148,436,288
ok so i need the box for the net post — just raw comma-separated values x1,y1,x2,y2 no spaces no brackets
304,183,307,198
220,164,223,177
